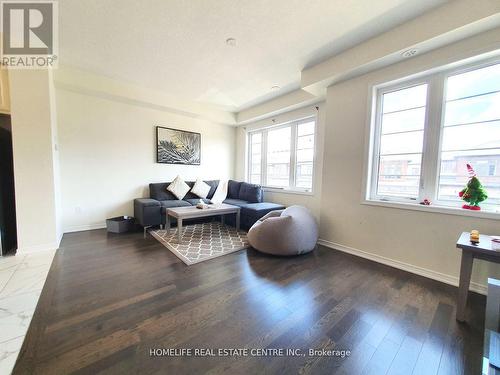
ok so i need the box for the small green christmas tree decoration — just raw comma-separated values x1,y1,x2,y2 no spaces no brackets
459,164,488,211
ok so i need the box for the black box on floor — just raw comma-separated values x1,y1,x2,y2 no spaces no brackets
106,216,135,233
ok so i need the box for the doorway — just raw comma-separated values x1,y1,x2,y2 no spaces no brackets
0,114,17,255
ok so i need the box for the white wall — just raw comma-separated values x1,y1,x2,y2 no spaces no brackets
56,87,236,233
49,71,63,242
235,104,325,220
9,69,61,253
233,27,500,292
319,29,500,292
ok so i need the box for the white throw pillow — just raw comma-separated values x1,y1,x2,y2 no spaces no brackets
167,176,190,200
191,178,211,199
210,179,228,204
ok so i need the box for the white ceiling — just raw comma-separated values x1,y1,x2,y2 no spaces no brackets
59,0,448,111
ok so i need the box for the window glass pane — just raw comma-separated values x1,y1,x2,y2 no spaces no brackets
377,176,420,197
378,154,422,177
297,134,314,149
439,64,500,210
296,162,313,189
298,121,315,136
267,127,291,187
377,154,421,198
250,174,261,184
380,131,424,155
382,84,427,113
438,150,500,207
251,132,261,143
444,91,500,126
375,84,427,199
297,148,314,163
251,162,261,174
441,121,500,151
249,132,262,183
251,152,261,161
446,63,500,101
381,107,426,134
296,122,315,190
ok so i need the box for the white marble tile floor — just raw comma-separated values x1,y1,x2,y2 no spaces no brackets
0,250,56,375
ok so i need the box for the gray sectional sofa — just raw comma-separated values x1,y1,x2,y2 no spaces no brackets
134,180,285,230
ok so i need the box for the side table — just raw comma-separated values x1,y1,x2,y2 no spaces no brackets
456,232,500,322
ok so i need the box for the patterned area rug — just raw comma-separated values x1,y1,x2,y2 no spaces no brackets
150,222,249,265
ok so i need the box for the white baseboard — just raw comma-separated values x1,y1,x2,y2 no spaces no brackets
318,238,487,295
15,226,95,254
64,223,106,233
56,232,63,248
16,242,59,255
15,231,63,255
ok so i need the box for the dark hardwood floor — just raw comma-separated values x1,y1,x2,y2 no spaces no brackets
13,229,486,374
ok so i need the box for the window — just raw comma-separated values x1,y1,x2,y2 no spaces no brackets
368,59,500,212
296,121,315,189
376,84,427,198
247,117,316,192
249,133,262,184
266,127,291,187
438,63,500,208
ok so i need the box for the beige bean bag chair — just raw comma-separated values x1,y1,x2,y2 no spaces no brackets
247,205,318,256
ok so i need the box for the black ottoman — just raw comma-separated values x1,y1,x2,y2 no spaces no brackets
241,202,286,230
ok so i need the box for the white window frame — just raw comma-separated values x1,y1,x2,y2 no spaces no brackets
365,56,500,217
369,77,433,203
247,116,317,194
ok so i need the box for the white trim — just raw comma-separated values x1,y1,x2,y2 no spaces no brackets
64,223,107,233
16,242,59,255
263,188,314,196
318,238,487,295
242,105,319,132
363,198,500,220
56,231,63,248
262,130,268,184
290,122,298,188
15,231,63,255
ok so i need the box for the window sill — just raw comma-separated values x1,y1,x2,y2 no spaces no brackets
362,199,500,220
263,187,314,196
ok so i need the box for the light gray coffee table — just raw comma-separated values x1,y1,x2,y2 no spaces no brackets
165,203,241,243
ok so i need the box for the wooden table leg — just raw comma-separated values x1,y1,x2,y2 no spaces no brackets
177,218,183,244
166,214,170,235
457,250,474,322
236,210,240,232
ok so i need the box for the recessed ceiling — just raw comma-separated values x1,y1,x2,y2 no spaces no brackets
59,0,448,112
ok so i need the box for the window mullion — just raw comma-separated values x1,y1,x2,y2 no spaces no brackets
371,91,384,199
290,123,297,188
262,130,268,186
247,133,250,182
420,74,445,202
247,133,253,183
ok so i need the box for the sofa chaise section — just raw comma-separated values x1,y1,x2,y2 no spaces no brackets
134,179,285,230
